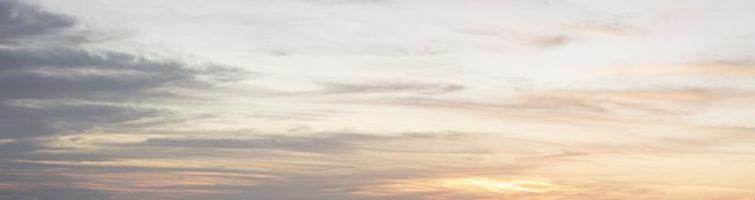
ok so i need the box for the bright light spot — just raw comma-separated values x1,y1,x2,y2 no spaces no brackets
351,177,560,198
441,178,556,194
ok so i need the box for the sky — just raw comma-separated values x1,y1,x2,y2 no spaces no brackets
1,0,755,199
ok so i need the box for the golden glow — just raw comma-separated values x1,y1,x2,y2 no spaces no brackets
441,178,556,194
353,177,560,198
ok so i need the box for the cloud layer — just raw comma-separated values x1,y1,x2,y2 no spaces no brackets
2,0,755,199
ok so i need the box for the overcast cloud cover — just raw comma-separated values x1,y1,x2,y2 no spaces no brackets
1,0,755,199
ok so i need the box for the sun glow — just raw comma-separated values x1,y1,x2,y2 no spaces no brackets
441,178,556,194
354,177,559,198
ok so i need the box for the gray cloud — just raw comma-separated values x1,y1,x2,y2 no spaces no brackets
0,47,229,100
136,132,431,153
0,0,76,43
0,187,112,200
0,102,158,139
0,5,245,195
109,130,544,160
0,0,239,141
319,81,465,95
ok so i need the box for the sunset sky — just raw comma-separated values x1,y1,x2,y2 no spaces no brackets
1,0,755,199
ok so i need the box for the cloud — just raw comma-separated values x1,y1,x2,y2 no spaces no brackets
0,102,158,139
0,0,239,140
610,60,755,77
0,5,246,197
241,80,465,99
0,187,112,200
0,130,575,200
331,86,755,129
1,1,754,199
318,81,465,95
137,133,383,153
7,127,752,200
132,131,485,154
565,20,636,36
301,0,392,5
529,35,571,48
0,47,232,100
0,0,76,43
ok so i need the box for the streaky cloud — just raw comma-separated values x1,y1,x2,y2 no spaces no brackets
319,80,465,95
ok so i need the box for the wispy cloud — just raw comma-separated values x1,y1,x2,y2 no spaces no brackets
318,81,465,95
565,20,637,36
529,35,572,48
610,60,755,77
